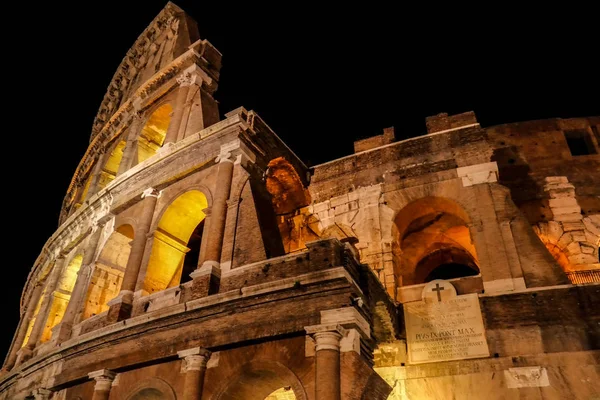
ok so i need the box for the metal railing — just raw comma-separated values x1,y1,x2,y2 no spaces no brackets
566,270,600,284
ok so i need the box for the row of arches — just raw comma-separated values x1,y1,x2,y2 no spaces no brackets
85,368,301,400
27,192,484,348
36,190,589,351
75,103,173,211
21,188,210,347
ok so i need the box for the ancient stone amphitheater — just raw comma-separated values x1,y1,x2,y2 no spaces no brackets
2,3,599,399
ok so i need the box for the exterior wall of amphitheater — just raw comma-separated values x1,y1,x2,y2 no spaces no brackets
1,3,599,399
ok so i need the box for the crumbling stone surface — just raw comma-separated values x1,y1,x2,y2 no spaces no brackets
2,4,599,400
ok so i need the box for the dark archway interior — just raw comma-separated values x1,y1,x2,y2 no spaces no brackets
181,219,205,283
425,263,479,282
415,247,479,283
393,197,479,286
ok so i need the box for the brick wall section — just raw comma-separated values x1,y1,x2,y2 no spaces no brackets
425,111,478,133
65,380,95,399
311,116,599,220
354,127,395,153
311,127,490,201
481,284,600,353
487,117,600,216
203,337,314,399
107,360,186,399
219,239,346,292
52,282,354,387
229,180,268,268
341,351,392,399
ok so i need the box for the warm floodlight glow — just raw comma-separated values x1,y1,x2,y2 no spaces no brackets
394,197,479,286
78,174,93,205
21,287,46,348
41,255,83,342
98,139,127,190
265,387,296,400
137,103,172,164
82,225,133,320
144,190,208,294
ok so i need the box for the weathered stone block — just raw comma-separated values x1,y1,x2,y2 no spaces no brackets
580,244,596,254
456,162,499,187
568,253,598,264
334,203,350,215
548,197,579,208
551,205,582,215
566,241,581,255
562,221,586,231
545,221,564,242
330,194,349,208
583,217,600,236
554,213,584,222
544,176,569,184
557,233,573,248
548,188,576,199
313,201,330,214
570,231,587,242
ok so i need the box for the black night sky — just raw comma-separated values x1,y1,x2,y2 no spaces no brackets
2,2,598,360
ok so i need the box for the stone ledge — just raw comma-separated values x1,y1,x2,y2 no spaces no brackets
11,267,363,385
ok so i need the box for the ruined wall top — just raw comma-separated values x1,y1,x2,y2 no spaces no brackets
425,111,479,134
90,2,203,141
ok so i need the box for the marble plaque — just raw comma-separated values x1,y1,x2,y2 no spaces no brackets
404,280,489,364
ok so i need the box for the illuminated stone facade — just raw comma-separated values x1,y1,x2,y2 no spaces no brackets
2,3,599,399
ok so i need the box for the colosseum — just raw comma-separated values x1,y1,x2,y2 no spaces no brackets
1,3,599,399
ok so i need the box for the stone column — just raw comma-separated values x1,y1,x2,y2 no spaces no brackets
89,369,116,400
87,150,110,198
306,326,343,400
117,114,142,175
189,150,234,297
22,257,67,355
201,153,234,268
53,226,105,343
177,347,211,400
3,282,45,370
107,188,159,321
170,64,219,142
164,81,190,145
197,207,212,267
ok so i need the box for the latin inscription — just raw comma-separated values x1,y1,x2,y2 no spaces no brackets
404,293,489,364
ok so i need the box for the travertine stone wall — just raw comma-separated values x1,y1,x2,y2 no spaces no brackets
2,2,599,398
534,176,600,273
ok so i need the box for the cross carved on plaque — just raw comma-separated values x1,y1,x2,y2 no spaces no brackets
432,283,444,302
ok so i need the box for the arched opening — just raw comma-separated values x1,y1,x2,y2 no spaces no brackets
128,388,166,400
137,103,172,164
124,377,176,400
266,157,311,215
21,263,54,347
415,247,479,282
394,197,479,286
266,157,312,254
217,361,307,400
97,139,127,191
144,190,208,294
41,254,83,342
75,174,93,209
21,287,46,348
265,387,297,400
82,225,133,320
